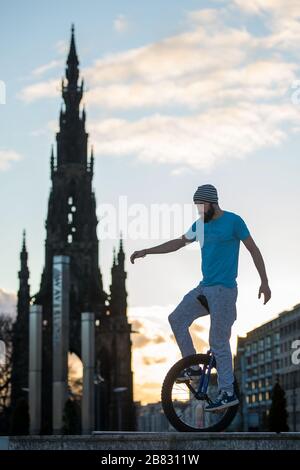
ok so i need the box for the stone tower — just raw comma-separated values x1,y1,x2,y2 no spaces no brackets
11,25,135,433
11,230,30,408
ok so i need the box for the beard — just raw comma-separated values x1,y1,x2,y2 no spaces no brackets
204,204,215,223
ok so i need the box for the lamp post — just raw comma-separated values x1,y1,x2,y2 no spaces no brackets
94,369,105,431
113,387,127,431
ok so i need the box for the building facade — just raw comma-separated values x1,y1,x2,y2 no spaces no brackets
235,303,300,431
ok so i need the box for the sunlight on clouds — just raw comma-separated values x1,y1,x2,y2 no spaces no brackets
128,302,262,404
18,3,300,170
89,102,300,170
129,305,210,404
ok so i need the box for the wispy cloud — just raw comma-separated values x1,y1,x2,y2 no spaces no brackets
18,78,59,103
55,39,68,56
113,14,129,33
0,149,22,171
32,60,64,77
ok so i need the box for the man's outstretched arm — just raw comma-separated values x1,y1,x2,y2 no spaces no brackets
130,235,193,264
242,235,271,304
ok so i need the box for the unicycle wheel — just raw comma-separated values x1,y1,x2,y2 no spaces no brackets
161,353,239,432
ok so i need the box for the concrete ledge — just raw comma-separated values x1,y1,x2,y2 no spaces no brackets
1,433,300,450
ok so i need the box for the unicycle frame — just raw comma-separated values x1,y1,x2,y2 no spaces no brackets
185,349,215,401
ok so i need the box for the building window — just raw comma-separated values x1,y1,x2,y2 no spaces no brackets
265,336,271,348
274,332,280,344
265,391,270,401
274,345,280,356
68,196,73,205
252,342,257,353
265,350,272,361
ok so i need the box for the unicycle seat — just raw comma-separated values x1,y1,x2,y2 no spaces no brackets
197,294,210,313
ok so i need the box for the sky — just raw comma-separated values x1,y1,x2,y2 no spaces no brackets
1,0,300,405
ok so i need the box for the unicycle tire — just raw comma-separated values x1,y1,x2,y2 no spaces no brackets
161,353,239,432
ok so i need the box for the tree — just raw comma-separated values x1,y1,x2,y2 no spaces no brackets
0,315,13,408
268,381,289,432
0,314,13,433
62,398,81,434
9,398,29,435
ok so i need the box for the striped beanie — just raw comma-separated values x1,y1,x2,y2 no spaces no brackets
193,184,218,203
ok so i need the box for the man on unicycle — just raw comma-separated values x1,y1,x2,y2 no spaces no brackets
130,184,271,412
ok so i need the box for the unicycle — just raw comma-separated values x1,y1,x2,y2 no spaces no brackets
161,349,239,432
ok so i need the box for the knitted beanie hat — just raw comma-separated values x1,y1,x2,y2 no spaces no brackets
193,184,218,203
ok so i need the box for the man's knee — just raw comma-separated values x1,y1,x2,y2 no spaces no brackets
168,310,179,326
168,307,187,328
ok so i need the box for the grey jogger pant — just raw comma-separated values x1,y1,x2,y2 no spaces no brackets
168,283,238,394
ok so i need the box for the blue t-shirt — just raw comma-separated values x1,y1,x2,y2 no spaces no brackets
184,210,250,288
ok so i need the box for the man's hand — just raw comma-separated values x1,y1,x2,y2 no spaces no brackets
258,282,271,305
130,249,147,264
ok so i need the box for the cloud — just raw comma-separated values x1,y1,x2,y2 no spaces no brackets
18,78,59,103
170,322,208,352
191,323,205,333
113,14,129,33
0,149,22,171
18,4,300,171
142,356,167,366
229,0,300,50
30,120,59,137
128,305,210,403
89,102,300,170
132,333,153,349
135,381,162,405
0,289,17,317
152,334,165,344
32,60,64,77
131,317,167,349
55,39,68,56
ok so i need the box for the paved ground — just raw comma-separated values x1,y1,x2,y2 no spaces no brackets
1,432,300,450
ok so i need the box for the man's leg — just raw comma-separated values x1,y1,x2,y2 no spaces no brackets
168,284,209,357
205,285,238,394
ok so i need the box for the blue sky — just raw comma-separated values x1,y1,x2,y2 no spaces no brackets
1,0,300,403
